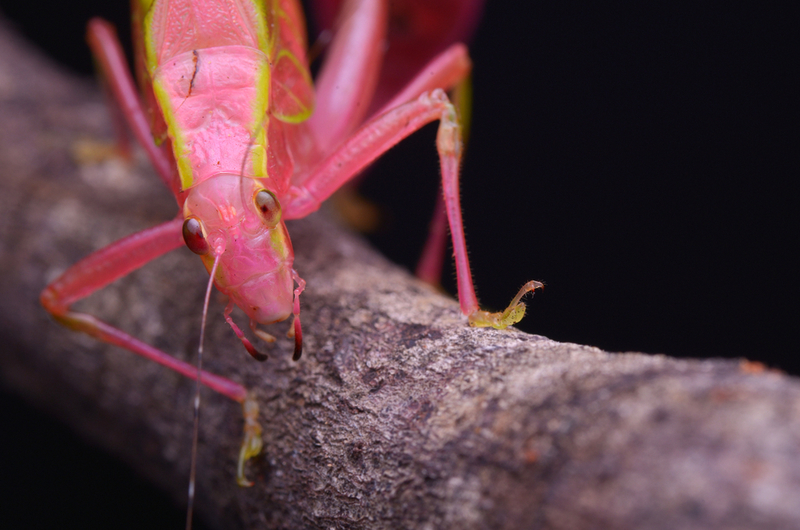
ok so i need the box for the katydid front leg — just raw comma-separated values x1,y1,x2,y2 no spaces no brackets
40,220,262,486
305,0,498,302
286,89,541,329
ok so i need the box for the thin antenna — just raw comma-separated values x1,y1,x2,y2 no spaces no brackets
186,252,222,530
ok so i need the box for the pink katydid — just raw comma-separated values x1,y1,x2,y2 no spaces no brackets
40,0,543,520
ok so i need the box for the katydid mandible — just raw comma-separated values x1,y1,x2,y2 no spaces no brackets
40,0,542,513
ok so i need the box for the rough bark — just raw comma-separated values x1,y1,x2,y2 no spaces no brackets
1,17,799,530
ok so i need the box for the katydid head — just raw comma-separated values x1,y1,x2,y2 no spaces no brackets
182,174,296,326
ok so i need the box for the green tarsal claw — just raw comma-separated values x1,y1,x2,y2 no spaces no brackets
468,280,545,330
237,394,264,487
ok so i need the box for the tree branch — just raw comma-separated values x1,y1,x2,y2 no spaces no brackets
1,18,799,530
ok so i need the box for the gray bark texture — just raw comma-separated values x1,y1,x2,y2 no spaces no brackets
1,17,799,530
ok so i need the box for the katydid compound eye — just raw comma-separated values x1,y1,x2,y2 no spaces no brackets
254,189,281,227
182,217,210,255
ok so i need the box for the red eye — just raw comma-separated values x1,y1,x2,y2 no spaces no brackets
254,189,281,227
182,217,210,255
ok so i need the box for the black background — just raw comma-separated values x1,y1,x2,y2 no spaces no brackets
1,1,795,528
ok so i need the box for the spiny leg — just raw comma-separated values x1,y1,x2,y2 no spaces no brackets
285,89,540,329
41,219,249,400
285,38,476,218
434,96,542,329
314,7,473,233
40,219,263,483
389,51,538,327
415,64,473,287
333,44,474,235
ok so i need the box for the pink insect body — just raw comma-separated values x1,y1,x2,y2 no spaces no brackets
41,0,541,500
139,0,312,358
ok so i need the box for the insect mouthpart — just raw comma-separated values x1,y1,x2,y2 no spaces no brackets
230,264,295,325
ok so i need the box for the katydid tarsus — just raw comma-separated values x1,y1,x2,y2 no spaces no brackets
40,0,543,523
